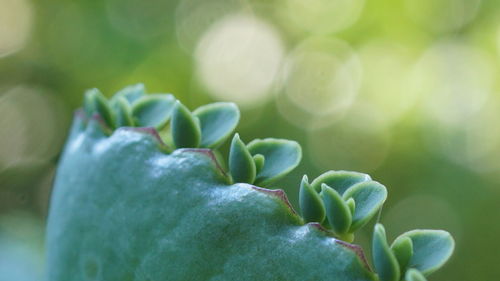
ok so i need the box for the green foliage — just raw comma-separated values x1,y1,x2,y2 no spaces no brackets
171,101,201,148
48,84,456,281
299,175,325,223
229,133,256,184
193,102,240,148
372,223,454,281
131,94,176,129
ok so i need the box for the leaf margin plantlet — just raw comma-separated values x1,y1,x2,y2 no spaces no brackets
47,84,456,281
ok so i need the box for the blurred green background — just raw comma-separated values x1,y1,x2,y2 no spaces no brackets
1,0,500,280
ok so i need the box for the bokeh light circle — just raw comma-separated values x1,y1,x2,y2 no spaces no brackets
280,0,365,34
195,14,285,107
283,37,362,118
0,86,68,170
0,0,33,57
357,41,417,128
411,41,494,127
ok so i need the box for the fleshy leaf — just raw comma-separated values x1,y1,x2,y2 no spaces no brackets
346,198,356,215
391,236,413,274
246,138,301,186
84,88,115,129
395,229,454,275
343,181,387,232
405,269,427,281
171,101,201,148
229,134,256,184
299,175,325,223
83,90,96,116
311,171,371,194
320,184,352,236
114,97,134,127
131,94,176,129
252,154,265,174
372,224,400,281
193,102,240,148
110,83,145,104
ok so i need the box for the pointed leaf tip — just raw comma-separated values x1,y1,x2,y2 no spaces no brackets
299,175,325,223
311,170,371,194
373,224,400,281
247,138,301,186
194,102,240,148
405,269,427,281
396,229,454,275
114,97,134,127
343,181,387,232
131,94,176,129
84,88,115,129
320,184,352,236
229,134,256,184
111,83,145,104
171,101,201,148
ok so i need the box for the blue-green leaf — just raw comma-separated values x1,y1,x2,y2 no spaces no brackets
343,181,387,232
84,89,115,129
193,102,240,148
246,139,301,186
111,83,145,104
320,184,352,236
229,134,256,184
405,269,427,281
391,236,413,274
311,170,371,194
131,94,176,129
395,229,454,275
171,101,201,148
372,224,400,281
299,175,325,223
114,97,134,127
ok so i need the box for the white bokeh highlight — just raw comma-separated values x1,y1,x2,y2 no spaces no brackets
195,14,284,107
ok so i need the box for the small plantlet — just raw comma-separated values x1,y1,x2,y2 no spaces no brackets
47,84,455,280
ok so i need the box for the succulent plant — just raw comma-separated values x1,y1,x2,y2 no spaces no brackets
46,84,455,281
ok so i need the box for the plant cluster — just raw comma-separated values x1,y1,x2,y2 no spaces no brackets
64,84,454,281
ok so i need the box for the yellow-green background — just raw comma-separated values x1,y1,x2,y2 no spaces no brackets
1,0,499,280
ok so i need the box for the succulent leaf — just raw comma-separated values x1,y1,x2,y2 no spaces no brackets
299,175,325,223
252,154,265,174
131,94,176,129
246,138,301,186
343,181,387,232
171,101,201,148
372,224,400,281
193,102,240,148
229,134,256,184
346,197,356,215
114,97,134,127
394,229,454,275
320,184,352,236
84,88,115,129
405,269,427,281
110,83,145,105
391,236,413,274
311,170,371,194
47,85,455,281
